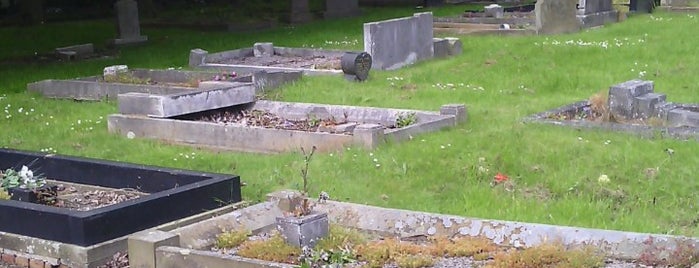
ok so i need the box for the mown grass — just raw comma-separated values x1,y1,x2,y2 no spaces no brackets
1,7,698,237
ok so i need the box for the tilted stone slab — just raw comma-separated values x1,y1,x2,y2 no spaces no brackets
108,102,466,153
118,83,255,118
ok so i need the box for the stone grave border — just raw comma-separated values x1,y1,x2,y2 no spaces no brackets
433,16,537,36
523,100,699,141
189,45,353,76
129,190,699,268
0,148,243,268
108,99,467,153
27,68,301,101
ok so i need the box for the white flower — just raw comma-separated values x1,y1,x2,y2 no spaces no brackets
598,174,610,184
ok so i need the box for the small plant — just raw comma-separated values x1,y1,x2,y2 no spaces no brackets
237,232,302,264
1,165,47,190
291,146,316,217
0,189,10,200
395,112,418,128
394,254,435,268
215,229,251,249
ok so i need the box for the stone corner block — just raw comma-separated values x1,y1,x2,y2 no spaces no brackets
440,104,468,123
189,48,209,67
253,42,274,57
353,124,385,150
118,93,164,116
128,230,180,268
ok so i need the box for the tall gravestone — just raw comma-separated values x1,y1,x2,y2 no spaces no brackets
324,0,361,19
535,0,581,35
364,12,434,70
288,0,313,24
111,0,148,46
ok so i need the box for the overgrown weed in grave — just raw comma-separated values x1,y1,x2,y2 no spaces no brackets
215,229,251,249
395,112,418,128
489,242,605,268
588,91,610,122
236,232,302,264
102,72,151,85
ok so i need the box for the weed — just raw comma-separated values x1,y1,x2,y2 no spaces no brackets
315,225,367,251
395,112,418,128
215,229,251,249
291,146,317,217
0,189,10,200
237,232,302,264
588,91,610,122
102,72,151,85
394,254,435,268
489,243,604,268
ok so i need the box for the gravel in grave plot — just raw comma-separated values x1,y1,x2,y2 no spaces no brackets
198,109,395,133
212,54,342,70
47,180,148,211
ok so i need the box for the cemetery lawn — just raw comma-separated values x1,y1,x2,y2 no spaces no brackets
1,8,698,237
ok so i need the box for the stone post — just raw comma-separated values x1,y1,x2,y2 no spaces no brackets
353,124,384,149
440,104,467,123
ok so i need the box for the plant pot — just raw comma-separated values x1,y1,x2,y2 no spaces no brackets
276,212,329,248
8,184,58,204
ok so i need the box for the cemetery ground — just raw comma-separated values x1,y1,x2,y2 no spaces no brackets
0,4,698,262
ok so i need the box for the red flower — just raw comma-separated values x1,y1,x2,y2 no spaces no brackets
494,173,509,183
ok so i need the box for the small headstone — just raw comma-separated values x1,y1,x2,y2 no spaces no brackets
288,0,313,24
341,52,372,81
111,0,148,46
254,42,274,57
104,65,129,79
444,37,462,56
433,38,450,58
485,4,504,18
608,79,654,121
535,0,581,35
324,0,361,19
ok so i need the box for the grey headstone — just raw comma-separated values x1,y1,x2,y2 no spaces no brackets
364,12,434,70
629,0,654,12
324,0,361,19
608,79,654,121
253,42,274,57
433,38,450,58
583,0,614,13
485,4,505,18
444,37,462,56
112,0,148,46
535,0,581,35
188,49,209,67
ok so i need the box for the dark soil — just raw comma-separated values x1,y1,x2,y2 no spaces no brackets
213,54,342,70
545,105,602,121
34,180,148,211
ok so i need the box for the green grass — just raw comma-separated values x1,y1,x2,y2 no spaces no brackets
1,8,699,237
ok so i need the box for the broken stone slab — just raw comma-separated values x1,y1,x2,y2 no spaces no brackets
633,92,666,119
55,43,94,61
117,83,255,118
608,79,654,121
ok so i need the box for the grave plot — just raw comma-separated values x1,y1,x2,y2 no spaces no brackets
0,148,241,268
659,0,699,11
524,79,699,141
108,91,467,153
434,3,537,36
128,190,699,268
27,67,301,101
189,43,354,76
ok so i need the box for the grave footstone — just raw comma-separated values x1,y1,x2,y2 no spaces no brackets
111,0,148,46
535,0,581,35
288,0,313,24
341,52,372,81
324,0,361,19
254,43,274,57
485,4,505,18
